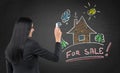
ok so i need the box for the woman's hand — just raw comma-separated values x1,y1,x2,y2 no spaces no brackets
54,27,62,42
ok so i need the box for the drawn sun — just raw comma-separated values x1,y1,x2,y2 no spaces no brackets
84,2,100,20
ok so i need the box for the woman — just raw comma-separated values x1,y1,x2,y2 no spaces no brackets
5,17,62,73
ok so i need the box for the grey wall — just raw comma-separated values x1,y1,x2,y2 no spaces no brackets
0,0,120,73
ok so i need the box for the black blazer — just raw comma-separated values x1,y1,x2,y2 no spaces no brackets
6,38,61,73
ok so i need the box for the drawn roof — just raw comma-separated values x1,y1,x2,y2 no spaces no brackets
67,16,96,34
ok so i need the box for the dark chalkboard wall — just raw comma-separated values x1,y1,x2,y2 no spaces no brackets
0,0,120,73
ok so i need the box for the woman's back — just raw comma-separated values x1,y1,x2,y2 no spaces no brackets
6,38,61,73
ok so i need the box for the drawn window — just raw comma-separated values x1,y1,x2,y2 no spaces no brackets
78,35,85,41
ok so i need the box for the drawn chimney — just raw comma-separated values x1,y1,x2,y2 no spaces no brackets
74,12,78,25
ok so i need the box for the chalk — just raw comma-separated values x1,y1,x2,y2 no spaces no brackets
56,23,59,27
56,22,62,28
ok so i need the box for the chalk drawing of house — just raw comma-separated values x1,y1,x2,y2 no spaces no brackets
67,16,96,44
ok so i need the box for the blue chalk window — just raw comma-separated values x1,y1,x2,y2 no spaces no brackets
78,35,85,41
